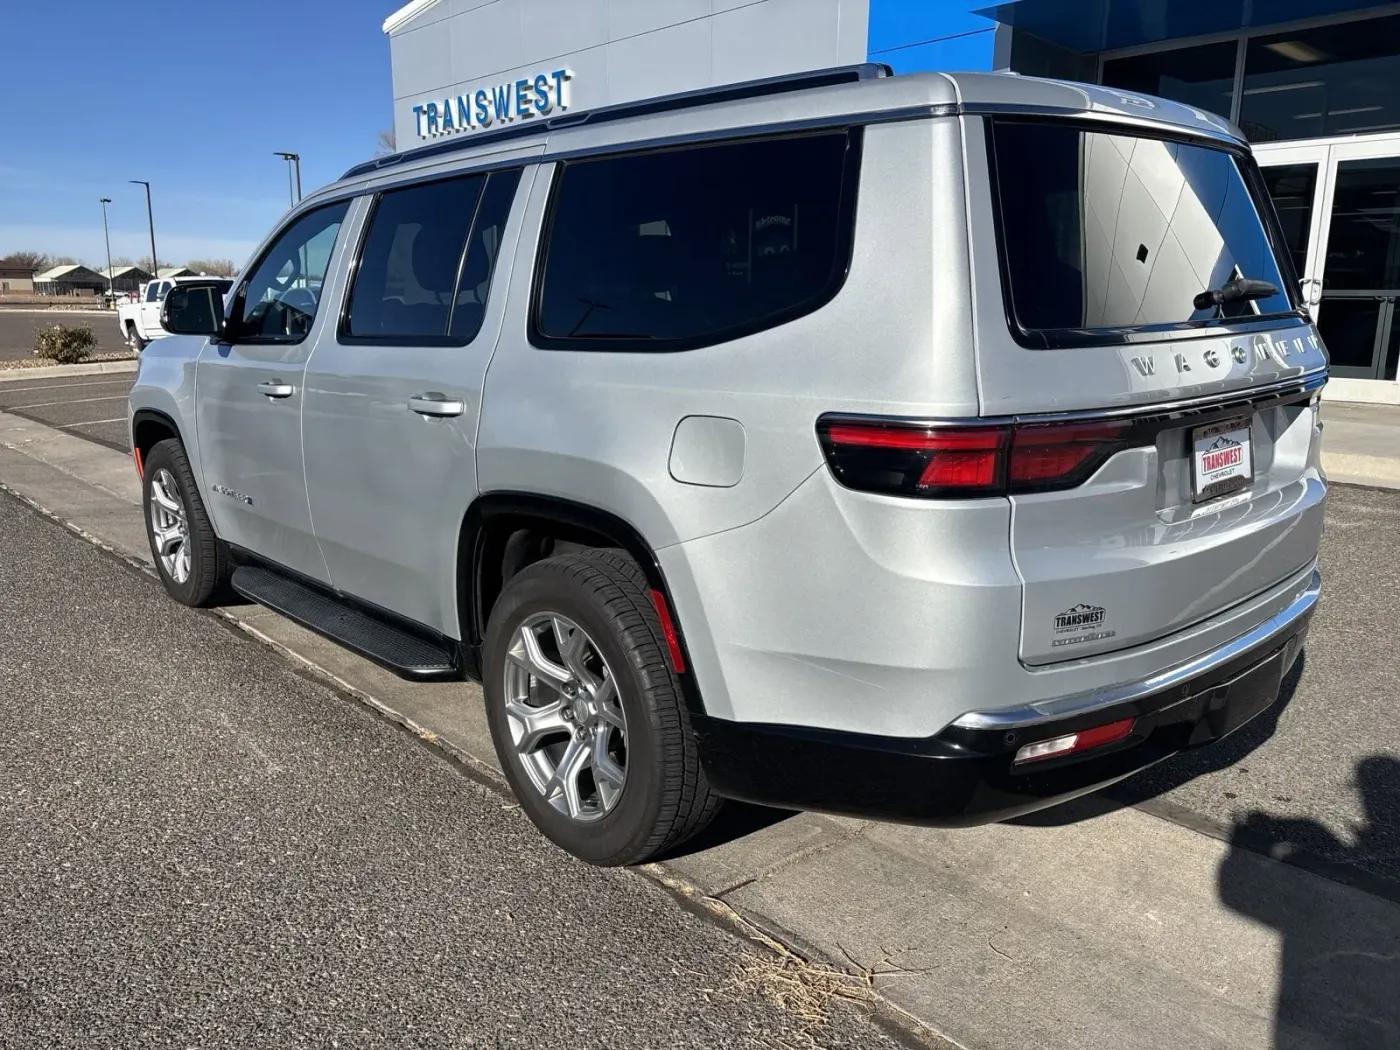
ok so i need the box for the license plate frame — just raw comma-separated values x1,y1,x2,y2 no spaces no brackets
1191,416,1254,504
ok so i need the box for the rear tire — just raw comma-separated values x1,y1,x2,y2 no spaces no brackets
483,550,721,866
126,323,147,352
141,438,229,607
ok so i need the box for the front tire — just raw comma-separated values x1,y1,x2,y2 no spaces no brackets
141,438,229,607
483,550,721,866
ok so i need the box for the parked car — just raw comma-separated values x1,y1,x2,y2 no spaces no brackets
128,66,1328,866
119,277,232,350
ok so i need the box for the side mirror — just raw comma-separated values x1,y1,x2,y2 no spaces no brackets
161,282,226,338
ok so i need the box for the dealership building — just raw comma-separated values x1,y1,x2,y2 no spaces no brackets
385,0,1400,403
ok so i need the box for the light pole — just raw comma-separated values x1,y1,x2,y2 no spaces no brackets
273,152,301,206
129,180,158,277
98,197,115,304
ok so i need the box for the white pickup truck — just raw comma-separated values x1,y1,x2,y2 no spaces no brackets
119,277,232,350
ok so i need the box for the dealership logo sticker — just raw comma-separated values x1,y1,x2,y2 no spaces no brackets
1052,604,1117,647
1200,435,1244,477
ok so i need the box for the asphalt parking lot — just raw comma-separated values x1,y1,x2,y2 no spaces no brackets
0,309,127,363
0,372,134,453
0,493,904,1050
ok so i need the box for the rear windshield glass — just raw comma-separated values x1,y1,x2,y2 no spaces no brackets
990,120,1294,337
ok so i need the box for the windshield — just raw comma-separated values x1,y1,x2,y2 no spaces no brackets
990,119,1295,340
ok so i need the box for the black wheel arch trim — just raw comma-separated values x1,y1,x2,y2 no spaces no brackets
130,408,183,457
458,492,707,716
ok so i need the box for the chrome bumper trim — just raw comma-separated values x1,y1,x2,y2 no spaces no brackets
952,568,1321,731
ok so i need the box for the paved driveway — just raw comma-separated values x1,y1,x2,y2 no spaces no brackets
0,372,134,452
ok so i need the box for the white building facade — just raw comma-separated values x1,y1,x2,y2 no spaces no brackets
386,0,870,148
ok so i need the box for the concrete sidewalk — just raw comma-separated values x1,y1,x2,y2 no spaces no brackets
1321,401,1400,489
3,409,1400,1050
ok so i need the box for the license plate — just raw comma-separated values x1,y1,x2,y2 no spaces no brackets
1192,417,1253,503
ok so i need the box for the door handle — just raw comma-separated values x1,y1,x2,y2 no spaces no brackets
257,380,294,399
408,393,465,417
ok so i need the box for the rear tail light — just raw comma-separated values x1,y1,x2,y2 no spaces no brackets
1013,717,1136,765
818,416,1132,498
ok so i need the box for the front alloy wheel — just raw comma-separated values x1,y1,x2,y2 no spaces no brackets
148,468,192,584
504,613,628,822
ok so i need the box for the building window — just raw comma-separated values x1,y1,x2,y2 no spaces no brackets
1241,14,1400,143
1101,41,1238,120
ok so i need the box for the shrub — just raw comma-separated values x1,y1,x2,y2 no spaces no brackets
33,323,96,364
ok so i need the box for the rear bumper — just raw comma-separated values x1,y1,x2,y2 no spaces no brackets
693,570,1318,825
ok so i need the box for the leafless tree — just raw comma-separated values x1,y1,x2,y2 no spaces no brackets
1,250,50,271
376,128,397,156
185,258,237,277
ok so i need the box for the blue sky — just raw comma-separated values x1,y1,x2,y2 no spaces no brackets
1,0,400,269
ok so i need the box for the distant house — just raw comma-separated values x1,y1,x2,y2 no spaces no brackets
157,266,196,278
34,264,108,296
98,265,154,295
0,264,35,295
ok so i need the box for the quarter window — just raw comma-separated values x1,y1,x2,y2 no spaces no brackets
234,202,350,343
533,132,860,351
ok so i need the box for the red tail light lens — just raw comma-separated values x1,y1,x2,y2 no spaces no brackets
819,421,1009,497
818,416,1136,498
1010,421,1129,490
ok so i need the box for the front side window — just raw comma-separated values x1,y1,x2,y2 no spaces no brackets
534,131,859,351
989,119,1294,342
234,201,350,343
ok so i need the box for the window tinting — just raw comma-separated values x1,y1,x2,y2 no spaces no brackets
451,168,522,342
535,132,857,350
346,175,485,340
1101,42,1238,118
236,202,350,343
990,120,1292,339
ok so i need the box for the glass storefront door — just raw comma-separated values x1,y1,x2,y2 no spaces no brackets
1258,134,1400,396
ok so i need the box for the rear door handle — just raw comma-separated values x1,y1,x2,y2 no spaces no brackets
257,380,295,399
408,393,465,417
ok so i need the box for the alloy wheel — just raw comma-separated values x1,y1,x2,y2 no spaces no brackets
148,468,192,584
502,612,628,823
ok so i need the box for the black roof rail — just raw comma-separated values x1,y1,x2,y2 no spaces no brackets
341,62,894,180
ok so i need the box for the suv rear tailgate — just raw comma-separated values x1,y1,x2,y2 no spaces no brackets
963,112,1329,664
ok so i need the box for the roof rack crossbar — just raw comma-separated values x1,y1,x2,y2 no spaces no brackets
342,62,893,180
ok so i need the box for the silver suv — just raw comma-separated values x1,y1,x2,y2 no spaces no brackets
130,65,1327,866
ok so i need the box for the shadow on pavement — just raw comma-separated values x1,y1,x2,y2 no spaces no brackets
657,800,796,860
1218,755,1400,1049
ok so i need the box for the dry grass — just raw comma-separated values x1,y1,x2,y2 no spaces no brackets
644,865,928,1049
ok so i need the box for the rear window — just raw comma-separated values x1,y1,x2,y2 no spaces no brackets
990,120,1295,342
532,131,860,352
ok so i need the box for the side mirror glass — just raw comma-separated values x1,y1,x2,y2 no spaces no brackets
161,282,226,337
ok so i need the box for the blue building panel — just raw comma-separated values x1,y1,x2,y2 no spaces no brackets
868,0,999,72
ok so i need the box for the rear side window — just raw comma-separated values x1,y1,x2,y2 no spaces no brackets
344,168,522,344
533,131,861,352
989,119,1295,345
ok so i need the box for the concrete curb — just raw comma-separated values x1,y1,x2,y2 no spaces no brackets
0,359,138,383
1322,451,1400,491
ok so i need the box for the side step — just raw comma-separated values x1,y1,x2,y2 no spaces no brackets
230,565,458,681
